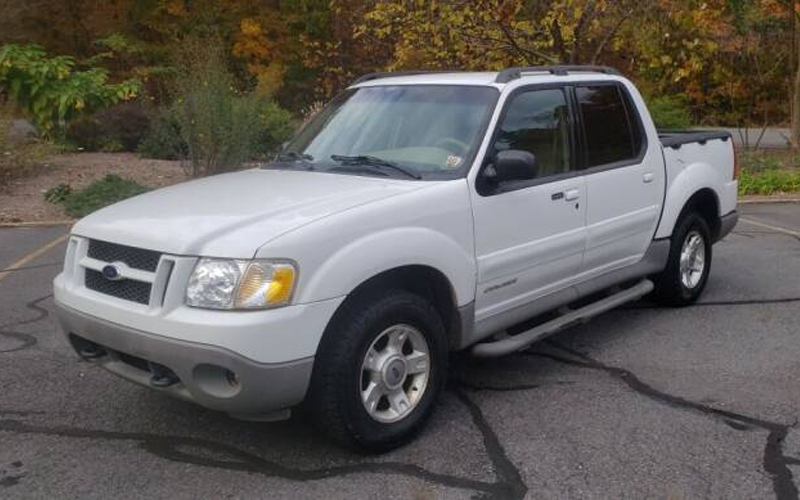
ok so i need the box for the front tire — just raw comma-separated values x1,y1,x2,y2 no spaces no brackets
306,290,447,451
652,212,713,306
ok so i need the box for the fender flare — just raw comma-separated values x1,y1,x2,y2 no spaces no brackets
297,226,476,307
655,162,723,239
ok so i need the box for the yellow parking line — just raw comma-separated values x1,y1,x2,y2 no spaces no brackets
0,233,69,284
740,217,800,238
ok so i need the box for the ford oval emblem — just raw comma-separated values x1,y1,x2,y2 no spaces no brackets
102,264,123,281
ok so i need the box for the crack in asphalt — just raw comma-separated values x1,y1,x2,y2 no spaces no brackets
693,297,800,307
625,296,800,311
0,294,52,353
455,380,574,393
526,340,799,500
0,389,527,499
452,389,528,499
0,410,47,417
0,418,486,494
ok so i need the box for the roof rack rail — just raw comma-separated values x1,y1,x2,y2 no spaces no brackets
495,65,620,83
352,71,449,85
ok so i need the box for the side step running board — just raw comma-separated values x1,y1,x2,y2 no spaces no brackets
471,279,654,358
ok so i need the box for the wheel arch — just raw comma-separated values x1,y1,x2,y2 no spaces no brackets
657,180,723,241
324,265,467,351
678,188,721,240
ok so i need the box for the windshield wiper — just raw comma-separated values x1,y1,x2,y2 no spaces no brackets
330,154,421,180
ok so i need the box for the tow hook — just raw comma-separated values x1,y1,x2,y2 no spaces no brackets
79,344,107,360
148,362,180,388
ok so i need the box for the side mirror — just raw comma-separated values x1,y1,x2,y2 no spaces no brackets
492,150,539,182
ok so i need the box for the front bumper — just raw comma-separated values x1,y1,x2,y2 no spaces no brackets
715,210,739,242
55,301,314,418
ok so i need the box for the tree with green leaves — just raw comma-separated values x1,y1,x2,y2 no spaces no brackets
0,44,139,135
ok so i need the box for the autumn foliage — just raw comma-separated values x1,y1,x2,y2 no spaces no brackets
0,0,797,133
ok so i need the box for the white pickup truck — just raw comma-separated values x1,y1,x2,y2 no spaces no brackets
54,66,738,451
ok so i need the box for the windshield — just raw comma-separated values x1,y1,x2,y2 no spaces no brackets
280,85,499,179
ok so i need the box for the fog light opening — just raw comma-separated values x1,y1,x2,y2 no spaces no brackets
193,364,242,398
225,370,240,388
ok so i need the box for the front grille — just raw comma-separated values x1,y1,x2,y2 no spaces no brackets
88,239,162,272
85,269,151,305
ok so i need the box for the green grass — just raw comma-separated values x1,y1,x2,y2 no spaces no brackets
739,169,800,195
47,174,149,218
737,150,800,196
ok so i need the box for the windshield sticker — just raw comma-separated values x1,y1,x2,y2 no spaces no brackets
445,155,463,169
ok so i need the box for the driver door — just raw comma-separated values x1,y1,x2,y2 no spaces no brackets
471,86,587,323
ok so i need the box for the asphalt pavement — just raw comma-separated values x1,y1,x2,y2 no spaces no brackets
1,204,799,499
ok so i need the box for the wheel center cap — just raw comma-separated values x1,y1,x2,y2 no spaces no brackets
382,358,407,389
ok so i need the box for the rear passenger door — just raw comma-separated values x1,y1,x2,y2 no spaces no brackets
576,83,664,277
471,86,586,322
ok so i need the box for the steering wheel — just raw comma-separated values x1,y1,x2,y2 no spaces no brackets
434,137,469,155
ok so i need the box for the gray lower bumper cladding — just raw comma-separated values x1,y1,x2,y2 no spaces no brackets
55,302,313,420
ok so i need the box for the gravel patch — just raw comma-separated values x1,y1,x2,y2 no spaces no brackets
0,153,188,223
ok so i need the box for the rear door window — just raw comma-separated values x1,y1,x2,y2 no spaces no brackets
576,85,642,167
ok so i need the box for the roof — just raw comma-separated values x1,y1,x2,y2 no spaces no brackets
352,72,501,87
350,68,624,89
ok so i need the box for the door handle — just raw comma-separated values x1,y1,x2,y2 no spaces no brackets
564,189,580,201
643,172,654,183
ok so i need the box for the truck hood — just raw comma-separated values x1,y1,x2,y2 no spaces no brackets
71,168,427,258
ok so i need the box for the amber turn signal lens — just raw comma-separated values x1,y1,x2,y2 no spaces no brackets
235,262,296,309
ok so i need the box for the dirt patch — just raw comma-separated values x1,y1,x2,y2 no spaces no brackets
0,153,189,223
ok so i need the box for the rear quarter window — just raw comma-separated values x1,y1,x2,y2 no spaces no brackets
576,85,643,168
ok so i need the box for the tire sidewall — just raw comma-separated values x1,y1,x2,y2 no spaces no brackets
334,292,447,449
672,213,712,302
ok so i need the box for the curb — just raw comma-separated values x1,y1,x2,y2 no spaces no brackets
0,220,75,228
738,196,800,205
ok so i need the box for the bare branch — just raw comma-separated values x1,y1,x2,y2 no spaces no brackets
496,20,537,65
570,3,598,64
590,9,634,64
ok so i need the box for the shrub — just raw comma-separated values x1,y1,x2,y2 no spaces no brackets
647,96,693,130
47,174,149,218
0,44,140,136
138,109,186,160
738,150,785,173
739,169,800,196
44,183,72,203
253,99,295,158
65,102,151,152
171,40,261,177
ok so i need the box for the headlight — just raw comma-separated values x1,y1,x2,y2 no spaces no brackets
186,258,297,310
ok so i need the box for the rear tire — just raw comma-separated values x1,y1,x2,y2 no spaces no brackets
652,212,712,306
306,289,447,452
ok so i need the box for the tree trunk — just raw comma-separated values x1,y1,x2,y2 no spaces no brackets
793,66,800,149
793,3,800,149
